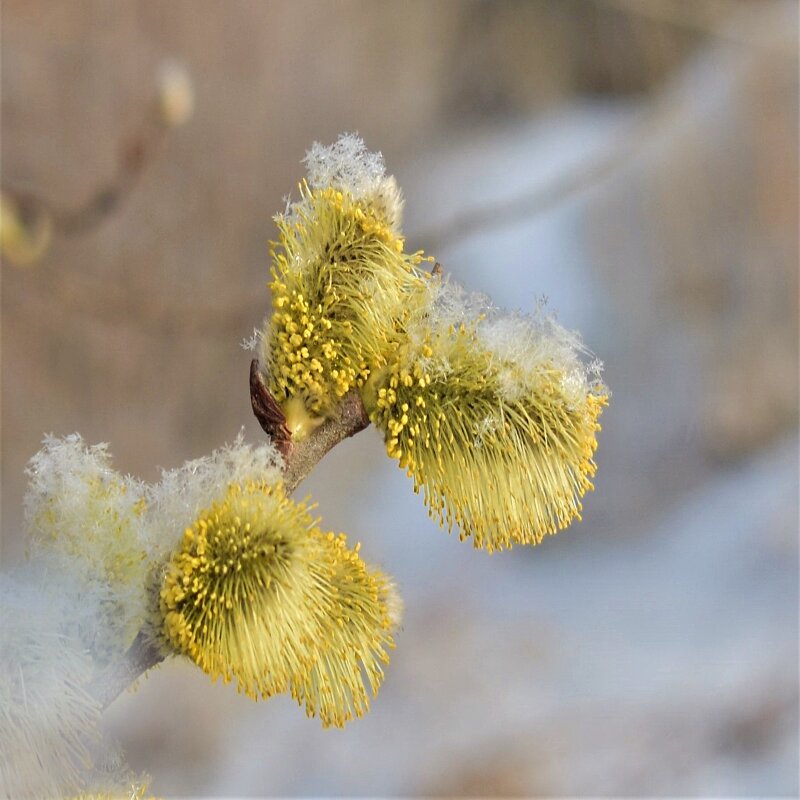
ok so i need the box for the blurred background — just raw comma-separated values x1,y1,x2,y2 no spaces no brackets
2,0,798,796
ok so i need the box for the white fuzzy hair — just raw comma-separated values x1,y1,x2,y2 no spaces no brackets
411,277,606,404
0,563,149,798
0,566,101,798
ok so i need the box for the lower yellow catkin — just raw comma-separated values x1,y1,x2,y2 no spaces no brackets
159,481,397,727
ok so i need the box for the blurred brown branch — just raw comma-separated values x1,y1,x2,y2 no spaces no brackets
3,117,162,240
1,62,192,260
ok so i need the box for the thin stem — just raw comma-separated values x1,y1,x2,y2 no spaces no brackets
91,632,163,711
281,388,371,494
249,358,371,494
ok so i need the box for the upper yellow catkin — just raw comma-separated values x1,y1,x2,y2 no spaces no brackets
262,183,430,437
159,481,398,726
366,322,607,552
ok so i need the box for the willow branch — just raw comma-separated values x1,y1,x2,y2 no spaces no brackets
250,359,371,493
90,632,163,711
593,0,798,53
280,389,371,494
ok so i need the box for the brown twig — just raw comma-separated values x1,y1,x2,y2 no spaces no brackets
415,128,641,255
250,358,370,493
280,388,371,495
52,123,166,236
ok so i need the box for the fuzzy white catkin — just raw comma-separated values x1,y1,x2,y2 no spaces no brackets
0,564,146,798
24,434,155,662
0,566,101,798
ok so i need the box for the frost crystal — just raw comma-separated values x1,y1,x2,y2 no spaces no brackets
286,133,404,230
304,133,387,203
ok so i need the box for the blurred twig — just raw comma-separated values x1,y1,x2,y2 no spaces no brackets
3,122,159,240
416,0,796,257
1,62,192,257
415,116,648,255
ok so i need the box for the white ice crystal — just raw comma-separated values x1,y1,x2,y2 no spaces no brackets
304,133,387,200
285,133,405,230
478,306,600,405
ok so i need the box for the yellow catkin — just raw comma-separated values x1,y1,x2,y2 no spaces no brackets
367,324,608,552
159,482,397,726
290,532,396,728
263,184,430,434
159,482,329,698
